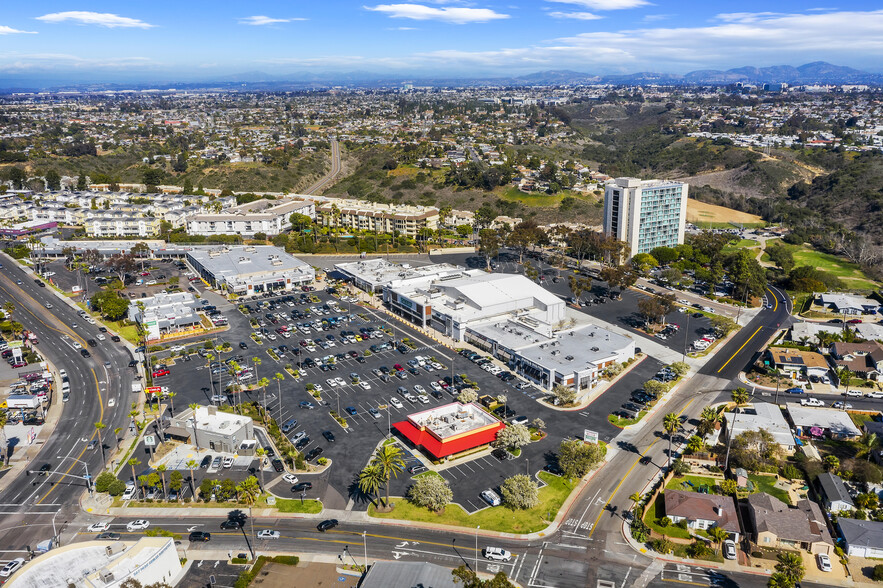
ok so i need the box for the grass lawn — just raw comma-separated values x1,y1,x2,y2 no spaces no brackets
850,412,878,429
608,410,648,428
790,248,879,290
498,186,598,208
271,497,323,514
643,493,691,539
665,475,720,493
367,472,575,534
748,475,791,505
723,239,760,251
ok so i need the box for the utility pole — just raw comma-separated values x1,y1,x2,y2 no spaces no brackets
474,525,480,572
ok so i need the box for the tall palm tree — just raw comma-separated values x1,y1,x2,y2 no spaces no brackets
663,413,680,467
767,572,793,588
128,457,141,497
255,447,267,488
188,403,201,450
113,427,122,450
185,459,199,497
698,406,721,437
156,464,168,500
371,444,405,508
2,302,14,317
166,391,176,416
94,422,106,462
839,366,853,391
273,372,284,417
358,463,386,506
258,377,270,423
236,476,261,505
730,387,749,407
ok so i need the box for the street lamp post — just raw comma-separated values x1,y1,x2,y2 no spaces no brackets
474,525,479,573
362,531,368,571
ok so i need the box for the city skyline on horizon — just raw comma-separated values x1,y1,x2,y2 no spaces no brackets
2,2,883,85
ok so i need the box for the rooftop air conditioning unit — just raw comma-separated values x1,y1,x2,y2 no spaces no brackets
591,347,599,352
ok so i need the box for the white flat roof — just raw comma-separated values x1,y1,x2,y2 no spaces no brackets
335,259,465,289
408,402,497,439
188,246,313,278
786,403,861,437
506,322,634,374
725,403,794,448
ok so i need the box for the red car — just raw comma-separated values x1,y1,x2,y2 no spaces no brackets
847,319,863,324
393,364,404,371
189,277,201,282
152,368,170,378
139,272,150,276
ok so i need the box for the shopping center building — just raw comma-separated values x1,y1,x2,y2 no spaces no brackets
187,245,315,295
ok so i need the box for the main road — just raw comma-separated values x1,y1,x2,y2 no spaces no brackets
303,138,342,195
0,258,134,559
86,286,800,587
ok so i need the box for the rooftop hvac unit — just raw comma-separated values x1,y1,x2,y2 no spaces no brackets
551,350,560,356
98,569,115,583
565,355,574,361
591,347,599,352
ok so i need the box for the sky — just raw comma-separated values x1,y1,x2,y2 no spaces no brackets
3,1,883,84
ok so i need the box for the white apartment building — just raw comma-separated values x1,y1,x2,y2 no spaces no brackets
603,177,688,256
85,215,161,238
186,198,315,237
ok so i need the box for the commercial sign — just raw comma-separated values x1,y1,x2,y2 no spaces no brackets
146,386,162,395
144,435,156,447
583,429,599,444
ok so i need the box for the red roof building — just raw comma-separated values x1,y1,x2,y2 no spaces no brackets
393,402,504,460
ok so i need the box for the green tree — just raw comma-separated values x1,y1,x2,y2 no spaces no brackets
371,444,405,508
551,384,576,406
774,551,805,586
45,169,61,191
494,423,531,450
697,406,721,438
767,572,793,588
358,463,386,506
663,413,680,467
407,473,454,512
824,455,841,472
236,476,261,505
707,526,729,553
731,387,750,406
720,479,738,496
558,438,606,478
500,474,539,509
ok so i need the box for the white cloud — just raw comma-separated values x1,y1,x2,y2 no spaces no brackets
0,25,37,35
36,11,154,29
239,16,307,26
271,9,883,74
365,4,509,24
642,13,669,22
549,11,603,20
546,0,649,10
388,26,419,30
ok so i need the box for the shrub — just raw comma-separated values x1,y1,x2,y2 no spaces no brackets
317,457,328,466
873,564,883,582
107,479,127,496
95,471,117,493
659,516,671,528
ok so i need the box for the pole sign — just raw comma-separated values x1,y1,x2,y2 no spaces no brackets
144,435,156,447
583,429,599,444
146,386,162,395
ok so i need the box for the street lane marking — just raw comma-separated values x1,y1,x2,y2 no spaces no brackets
766,286,778,313
588,398,694,538
716,326,762,374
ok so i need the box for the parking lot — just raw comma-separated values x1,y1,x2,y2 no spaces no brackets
150,281,666,512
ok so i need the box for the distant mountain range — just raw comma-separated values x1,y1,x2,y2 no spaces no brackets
2,61,882,92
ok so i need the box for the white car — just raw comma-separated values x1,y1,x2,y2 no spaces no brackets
0,558,24,578
108,398,115,407
334,377,346,387
417,394,430,404
846,390,863,397
126,520,150,531
723,539,736,560
87,522,110,532
817,553,832,572
359,381,372,390
326,378,338,387
430,381,443,392
480,489,502,507
414,385,426,394
122,486,136,500
282,474,299,484
866,392,883,399
257,530,280,539
96,333,105,341
483,547,512,562
170,345,184,352
223,456,234,468
390,397,404,409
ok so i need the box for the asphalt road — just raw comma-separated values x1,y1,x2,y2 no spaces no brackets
303,138,342,195
0,257,134,560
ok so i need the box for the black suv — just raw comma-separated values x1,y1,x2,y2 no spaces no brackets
317,519,339,532
220,520,243,530
292,482,313,492
189,531,211,542
271,458,284,472
306,447,324,461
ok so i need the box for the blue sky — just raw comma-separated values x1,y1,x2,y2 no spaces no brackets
2,1,883,82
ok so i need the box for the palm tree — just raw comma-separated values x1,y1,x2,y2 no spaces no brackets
154,464,167,500
371,444,405,508
113,427,122,450
859,432,879,461
358,463,386,506
698,406,721,437
770,368,784,404
185,459,199,497
839,366,853,391
166,391,176,416
94,422,106,461
188,403,201,449
128,457,141,497
258,377,270,423
273,372,284,417
663,413,680,467
775,551,805,585
687,435,705,454
236,476,261,505
707,526,728,554
767,572,793,588
730,387,750,406
255,447,267,488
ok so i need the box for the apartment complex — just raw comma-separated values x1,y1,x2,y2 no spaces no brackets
315,199,438,237
603,177,688,256
186,198,316,237
84,215,161,238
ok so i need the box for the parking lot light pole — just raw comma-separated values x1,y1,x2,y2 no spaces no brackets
474,525,479,572
362,531,367,571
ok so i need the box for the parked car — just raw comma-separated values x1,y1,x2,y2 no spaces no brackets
480,489,502,507
292,482,313,492
817,553,832,572
723,539,736,560
483,547,512,562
